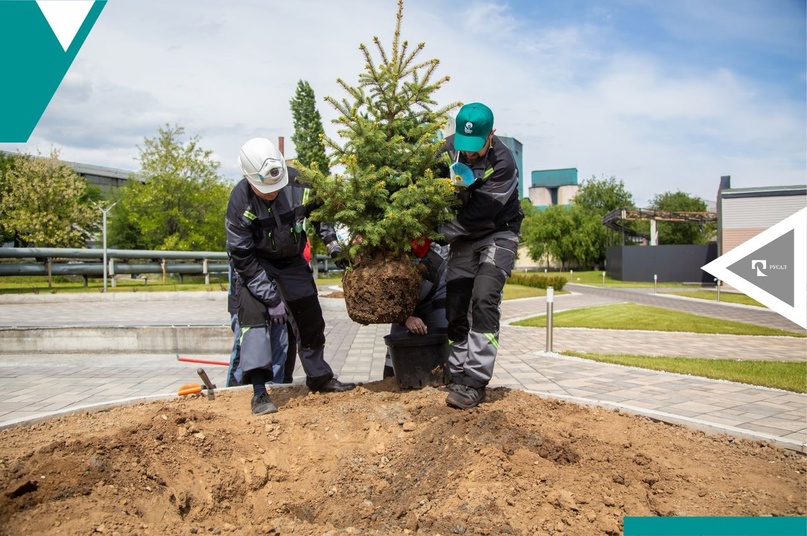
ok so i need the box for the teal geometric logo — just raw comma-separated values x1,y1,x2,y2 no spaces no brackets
0,0,106,143
624,516,807,535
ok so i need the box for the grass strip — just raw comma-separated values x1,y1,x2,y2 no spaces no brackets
563,351,807,393
512,303,805,337
664,290,764,307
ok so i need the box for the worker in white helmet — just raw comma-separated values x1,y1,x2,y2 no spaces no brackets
226,137,355,416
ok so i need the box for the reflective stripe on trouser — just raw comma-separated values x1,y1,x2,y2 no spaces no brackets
447,331,499,388
445,231,518,389
238,256,333,383
230,315,289,385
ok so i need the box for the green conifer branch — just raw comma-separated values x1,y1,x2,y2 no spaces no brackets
302,0,460,261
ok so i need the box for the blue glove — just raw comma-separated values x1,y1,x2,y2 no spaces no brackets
266,302,288,325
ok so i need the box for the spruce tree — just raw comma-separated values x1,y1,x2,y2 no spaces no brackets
304,0,459,261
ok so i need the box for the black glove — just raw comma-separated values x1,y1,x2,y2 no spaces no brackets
266,302,288,325
419,248,445,283
330,249,348,270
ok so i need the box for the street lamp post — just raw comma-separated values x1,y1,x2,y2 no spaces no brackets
93,202,117,293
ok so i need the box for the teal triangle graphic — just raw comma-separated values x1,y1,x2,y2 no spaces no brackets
37,1,95,52
0,0,107,143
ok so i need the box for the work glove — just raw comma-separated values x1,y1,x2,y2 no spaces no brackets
330,248,348,270
419,248,444,284
410,237,432,259
266,302,288,325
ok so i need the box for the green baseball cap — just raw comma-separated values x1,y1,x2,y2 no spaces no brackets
454,102,494,152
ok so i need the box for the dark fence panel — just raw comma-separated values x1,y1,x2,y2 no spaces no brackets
606,243,718,283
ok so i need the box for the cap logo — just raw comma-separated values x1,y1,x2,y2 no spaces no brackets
464,121,474,134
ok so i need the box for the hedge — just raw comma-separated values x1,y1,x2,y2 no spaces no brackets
507,273,567,291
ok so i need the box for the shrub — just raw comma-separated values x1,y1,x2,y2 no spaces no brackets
508,273,567,291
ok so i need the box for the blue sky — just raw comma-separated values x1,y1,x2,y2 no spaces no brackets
2,0,804,207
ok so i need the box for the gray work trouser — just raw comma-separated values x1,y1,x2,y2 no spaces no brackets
237,256,333,388
445,231,518,389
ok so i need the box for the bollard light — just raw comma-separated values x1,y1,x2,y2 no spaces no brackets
92,201,118,293
546,286,554,352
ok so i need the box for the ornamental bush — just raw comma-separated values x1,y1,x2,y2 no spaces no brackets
508,274,568,291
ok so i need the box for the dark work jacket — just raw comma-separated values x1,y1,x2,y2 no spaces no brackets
436,134,523,243
225,167,338,306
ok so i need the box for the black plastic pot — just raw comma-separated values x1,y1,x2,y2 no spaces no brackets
383,332,449,389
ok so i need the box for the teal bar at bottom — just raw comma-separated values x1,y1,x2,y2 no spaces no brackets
623,516,807,536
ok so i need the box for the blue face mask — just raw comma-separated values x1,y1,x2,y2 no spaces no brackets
450,161,475,187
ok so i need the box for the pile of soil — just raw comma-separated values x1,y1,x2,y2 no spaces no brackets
1,380,804,535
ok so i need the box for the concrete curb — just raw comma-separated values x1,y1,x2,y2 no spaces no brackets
0,291,227,304
0,326,232,354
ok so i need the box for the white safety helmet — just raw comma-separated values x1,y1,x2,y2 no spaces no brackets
237,137,288,194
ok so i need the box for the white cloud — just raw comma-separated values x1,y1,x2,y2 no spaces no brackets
1,0,803,207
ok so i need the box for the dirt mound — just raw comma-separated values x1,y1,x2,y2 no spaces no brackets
1,381,804,535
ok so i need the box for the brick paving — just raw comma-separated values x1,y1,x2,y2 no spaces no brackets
0,286,804,452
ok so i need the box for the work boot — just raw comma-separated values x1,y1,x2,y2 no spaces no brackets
310,378,356,393
382,365,395,379
251,392,278,415
446,384,485,409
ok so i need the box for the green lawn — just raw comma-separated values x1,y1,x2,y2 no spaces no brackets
502,284,550,300
511,302,804,337
0,274,346,295
563,352,807,393
0,274,230,294
664,289,764,307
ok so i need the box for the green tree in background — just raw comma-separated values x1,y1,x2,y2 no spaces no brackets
109,125,229,251
573,175,635,267
520,197,539,219
521,175,635,269
573,175,634,214
0,151,19,245
521,204,575,268
0,149,98,247
650,190,714,245
290,79,331,259
521,204,605,269
290,80,329,173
